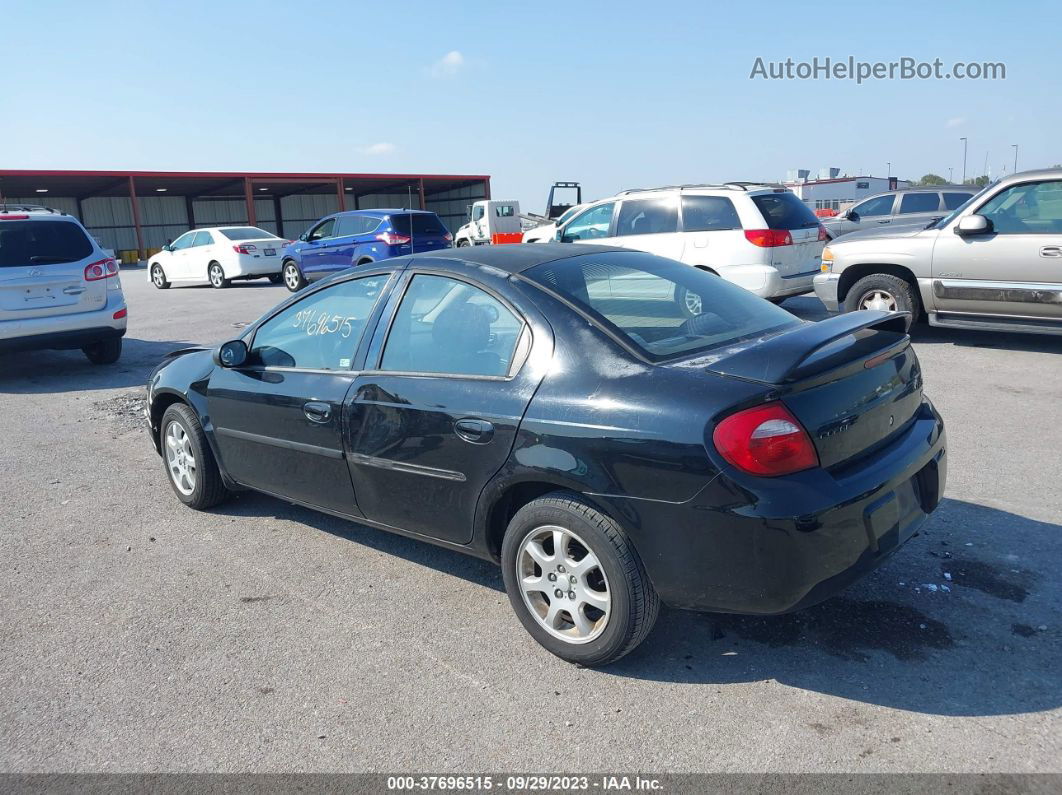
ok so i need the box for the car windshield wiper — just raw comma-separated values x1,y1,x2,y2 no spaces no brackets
28,256,79,263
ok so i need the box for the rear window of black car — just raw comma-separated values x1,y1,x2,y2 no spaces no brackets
0,220,93,267
390,213,447,236
526,251,799,362
750,192,820,230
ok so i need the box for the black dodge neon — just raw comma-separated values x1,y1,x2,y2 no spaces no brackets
146,244,946,666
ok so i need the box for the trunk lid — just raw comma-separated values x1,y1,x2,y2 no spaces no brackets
748,190,825,276
706,311,923,469
0,218,108,322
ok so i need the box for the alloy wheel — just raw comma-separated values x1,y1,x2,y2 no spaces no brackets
517,525,611,644
164,420,197,496
858,289,898,312
684,290,703,316
152,266,164,287
209,265,224,287
284,265,300,290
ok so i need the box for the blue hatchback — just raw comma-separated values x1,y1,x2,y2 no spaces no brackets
280,209,452,291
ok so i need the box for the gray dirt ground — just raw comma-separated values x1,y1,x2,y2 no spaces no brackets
1,270,1059,772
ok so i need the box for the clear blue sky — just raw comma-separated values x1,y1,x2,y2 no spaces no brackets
3,0,1059,210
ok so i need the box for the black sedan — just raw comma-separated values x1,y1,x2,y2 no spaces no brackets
146,244,946,666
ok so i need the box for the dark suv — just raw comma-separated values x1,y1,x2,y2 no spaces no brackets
280,209,451,291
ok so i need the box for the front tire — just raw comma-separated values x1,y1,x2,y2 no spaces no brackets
208,262,230,289
501,492,659,667
282,261,307,292
456,239,471,248
844,273,920,329
159,403,231,510
151,264,170,289
82,337,122,365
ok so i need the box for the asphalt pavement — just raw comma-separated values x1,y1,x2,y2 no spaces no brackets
0,268,1059,773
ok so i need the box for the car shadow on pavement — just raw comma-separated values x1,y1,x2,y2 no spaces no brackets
0,338,192,394
607,497,1061,717
909,324,1062,353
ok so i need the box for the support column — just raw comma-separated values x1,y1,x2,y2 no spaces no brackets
273,196,284,239
128,176,145,261
417,178,426,210
243,177,257,226
336,179,346,211
184,195,196,233
483,178,491,200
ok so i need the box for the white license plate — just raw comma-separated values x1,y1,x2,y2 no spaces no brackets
264,248,276,256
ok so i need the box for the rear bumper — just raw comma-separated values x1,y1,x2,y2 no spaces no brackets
615,399,947,614
228,257,282,277
720,264,817,299
0,294,127,352
813,271,842,312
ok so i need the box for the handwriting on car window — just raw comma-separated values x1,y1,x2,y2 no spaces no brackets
292,307,358,338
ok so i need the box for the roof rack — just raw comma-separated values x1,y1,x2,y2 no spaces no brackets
0,203,61,214
618,182,784,196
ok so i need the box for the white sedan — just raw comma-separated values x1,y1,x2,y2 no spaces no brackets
148,227,287,289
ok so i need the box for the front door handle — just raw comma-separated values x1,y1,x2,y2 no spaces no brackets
303,401,332,423
1040,246,1062,257
455,418,494,444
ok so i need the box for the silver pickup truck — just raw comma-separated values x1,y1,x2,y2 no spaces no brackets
813,169,1062,336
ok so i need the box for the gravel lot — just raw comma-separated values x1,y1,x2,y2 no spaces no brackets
1,267,1059,773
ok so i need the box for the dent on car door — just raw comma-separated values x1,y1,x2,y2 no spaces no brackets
205,271,396,513
931,179,1062,320
346,270,545,544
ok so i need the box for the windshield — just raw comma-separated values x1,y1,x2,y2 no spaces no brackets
0,220,94,267
218,227,279,241
525,251,800,362
927,183,995,229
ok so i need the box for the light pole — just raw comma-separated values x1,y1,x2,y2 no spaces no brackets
1012,144,1019,173
960,137,968,184
886,161,891,177
948,167,954,183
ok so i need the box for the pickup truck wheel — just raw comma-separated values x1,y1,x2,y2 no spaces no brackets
283,261,306,292
82,337,122,365
501,492,659,667
845,273,920,328
160,403,231,510
208,262,230,289
151,264,170,289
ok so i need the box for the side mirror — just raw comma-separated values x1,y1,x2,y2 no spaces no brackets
162,245,173,252
846,210,859,222
298,233,308,242
955,214,992,236
214,339,249,368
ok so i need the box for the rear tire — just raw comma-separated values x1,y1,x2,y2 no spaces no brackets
456,239,471,247
501,492,659,667
844,273,920,329
151,264,170,289
82,337,122,365
208,262,230,289
283,261,306,292
160,403,231,510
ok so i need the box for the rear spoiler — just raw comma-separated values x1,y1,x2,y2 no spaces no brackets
706,311,910,384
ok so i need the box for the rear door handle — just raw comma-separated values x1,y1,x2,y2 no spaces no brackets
454,418,494,444
303,401,332,423
1040,246,1062,257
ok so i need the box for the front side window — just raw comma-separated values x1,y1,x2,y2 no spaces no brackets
192,231,214,247
472,206,485,221
526,251,798,362
171,232,196,250
561,203,615,242
381,274,524,377
977,180,1062,234
681,196,741,231
0,220,94,267
250,275,389,369
308,218,336,241
899,193,941,214
851,194,895,218
615,199,678,237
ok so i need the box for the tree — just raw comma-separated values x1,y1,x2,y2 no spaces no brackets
963,175,990,187
916,173,947,186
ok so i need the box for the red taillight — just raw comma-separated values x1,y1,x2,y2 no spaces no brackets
817,224,828,242
712,401,818,477
0,214,30,220
112,308,127,320
376,232,411,245
84,258,118,281
744,229,793,247
233,244,257,254
443,231,453,242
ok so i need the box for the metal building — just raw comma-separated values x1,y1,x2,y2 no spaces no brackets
0,170,491,260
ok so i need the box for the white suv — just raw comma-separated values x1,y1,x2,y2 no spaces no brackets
0,205,127,364
554,184,827,301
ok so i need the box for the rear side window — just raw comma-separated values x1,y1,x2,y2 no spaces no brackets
899,193,941,214
943,192,973,210
0,220,93,267
681,196,741,231
527,251,798,362
389,214,448,236
750,192,820,230
336,215,379,236
615,199,679,236
219,227,277,241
